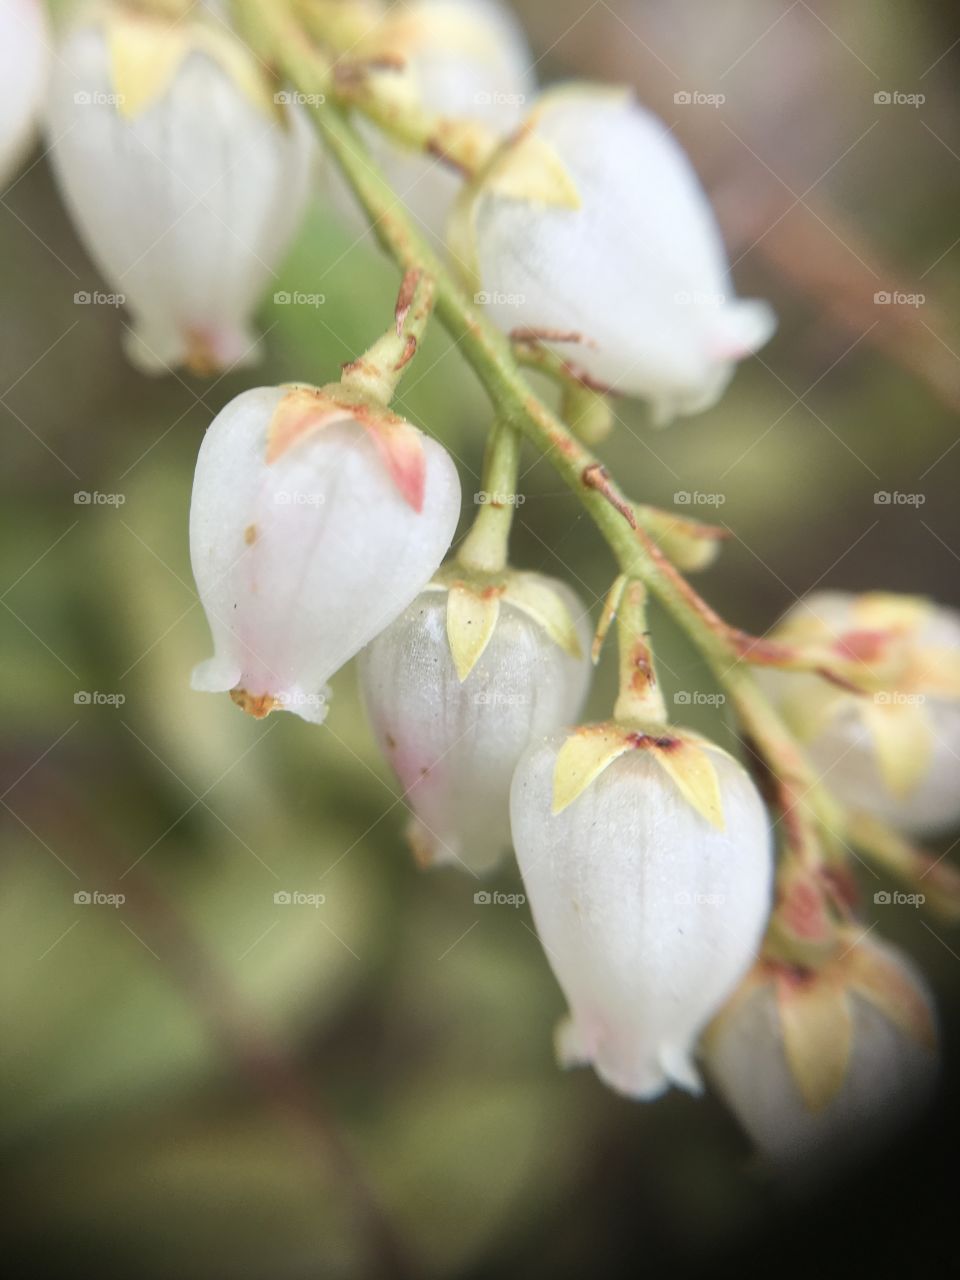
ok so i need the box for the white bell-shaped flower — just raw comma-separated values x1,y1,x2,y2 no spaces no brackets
510,724,773,1098
461,86,776,421
359,570,592,874
704,935,938,1173
331,0,535,249
46,6,315,375
189,385,461,723
757,592,960,836
0,0,49,188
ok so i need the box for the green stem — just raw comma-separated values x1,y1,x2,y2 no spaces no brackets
457,420,521,575
613,579,667,726
341,268,436,405
233,0,840,909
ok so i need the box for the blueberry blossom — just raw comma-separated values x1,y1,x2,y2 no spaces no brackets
47,2,315,374
704,933,938,1173
510,722,773,1097
360,568,592,873
757,592,960,836
190,384,461,722
455,85,776,421
328,0,535,249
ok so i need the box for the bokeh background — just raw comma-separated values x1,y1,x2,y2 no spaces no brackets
2,1,959,1276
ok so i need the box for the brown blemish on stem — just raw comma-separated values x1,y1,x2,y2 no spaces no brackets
582,464,638,530
425,137,471,176
244,524,258,546
394,335,418,371
777,872,832,943
341,355,377,380
510,326,587,345
820,864,860,916
730,630,865,692
512,337,615,394
394,269,422,335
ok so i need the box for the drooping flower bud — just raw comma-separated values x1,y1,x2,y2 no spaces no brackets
757,592,960,835
46,3,315,375
703,934,938,1173
510,723,774,1098
359,568,591,874
0,0,49,187
455,86,776,421
332,0,535,248
189,384,461,723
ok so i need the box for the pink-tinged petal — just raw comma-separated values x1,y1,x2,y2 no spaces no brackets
265,387,354,464
364,417,427,512
189,386,461,726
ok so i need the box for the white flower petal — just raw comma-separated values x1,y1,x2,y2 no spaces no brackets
46,18,314,374
705,939,938,1173
0,0,49,188
510,733,773,1098
189,386,462,722
325,0,535,252
474,89,775,416
359,578,592,874
759,591,960,835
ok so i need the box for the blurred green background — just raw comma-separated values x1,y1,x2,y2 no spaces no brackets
2,1,959,1276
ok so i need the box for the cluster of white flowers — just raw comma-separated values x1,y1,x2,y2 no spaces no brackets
28,0,774,410
8,0,955,1179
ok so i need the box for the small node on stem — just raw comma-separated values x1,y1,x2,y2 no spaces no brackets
341,268,436,406
612,578,667,727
